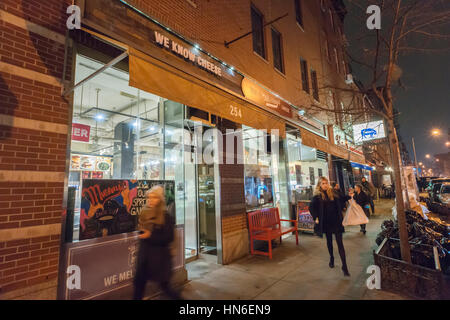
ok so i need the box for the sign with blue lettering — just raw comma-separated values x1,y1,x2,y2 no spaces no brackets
353,120,386,144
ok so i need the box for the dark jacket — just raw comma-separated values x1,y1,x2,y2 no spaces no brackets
137,213,175,282
309,191,345,235
362,181,376,197
353,191,370,208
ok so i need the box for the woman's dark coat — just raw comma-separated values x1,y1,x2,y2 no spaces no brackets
309,191,349,235
137,213,174,282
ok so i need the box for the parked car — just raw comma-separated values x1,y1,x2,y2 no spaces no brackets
428,178,450,201
419,177,437,192
437,183,450,206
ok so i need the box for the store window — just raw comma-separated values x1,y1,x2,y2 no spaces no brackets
243,126,275,211
251,5,266,59
285,130,329,203
68,52,210,260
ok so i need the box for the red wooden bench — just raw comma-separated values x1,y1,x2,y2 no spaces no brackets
248,207,298,259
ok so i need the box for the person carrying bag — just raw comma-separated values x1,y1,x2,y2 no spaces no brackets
351,185,371,235
342,196,369,227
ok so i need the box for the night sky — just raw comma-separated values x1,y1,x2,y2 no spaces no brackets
394,52,449,162
343,1,450,164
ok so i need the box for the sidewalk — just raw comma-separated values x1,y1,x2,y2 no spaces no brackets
169,199,409,300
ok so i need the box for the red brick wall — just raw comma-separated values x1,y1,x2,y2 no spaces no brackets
0,235,60,293
0,0,71,296
0,0,69,34
0,127,67,172
0,182,64,229
0,19,66,77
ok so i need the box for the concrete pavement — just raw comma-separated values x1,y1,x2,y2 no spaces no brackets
164,199,409,300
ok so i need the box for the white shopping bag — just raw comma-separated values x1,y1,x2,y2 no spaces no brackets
342,199,369,226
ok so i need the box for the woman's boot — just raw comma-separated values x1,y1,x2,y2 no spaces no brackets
329,256,334,268
342,264,350,277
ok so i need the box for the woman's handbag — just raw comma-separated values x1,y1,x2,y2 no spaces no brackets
342,199,369,226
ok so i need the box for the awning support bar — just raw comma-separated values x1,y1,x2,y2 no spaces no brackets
62,51,129,97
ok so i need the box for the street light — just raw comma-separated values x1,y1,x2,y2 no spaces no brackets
419,162,423,166
431,129,441,136
446,141,450,147
425,154,430,158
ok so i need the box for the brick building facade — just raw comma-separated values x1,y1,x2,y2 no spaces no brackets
0,0,367,299
0,0,72,298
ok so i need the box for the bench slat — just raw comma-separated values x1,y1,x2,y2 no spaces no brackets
248,207,298,259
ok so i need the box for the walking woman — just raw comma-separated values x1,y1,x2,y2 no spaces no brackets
133,185,181,300
353,184,371,235
309,177,350,277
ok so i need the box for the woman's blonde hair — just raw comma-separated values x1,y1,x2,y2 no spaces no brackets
314,176,335,200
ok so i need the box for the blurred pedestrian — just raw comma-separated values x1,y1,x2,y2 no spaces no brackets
353,184,371,235
133,185,181,300
361,177,376,214
309,177,350,277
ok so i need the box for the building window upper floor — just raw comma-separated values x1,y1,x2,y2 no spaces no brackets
300,58,309,93
294,0,304,29
251,5,266,59
271,27,284,74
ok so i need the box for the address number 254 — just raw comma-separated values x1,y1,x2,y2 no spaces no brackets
230,105,242,118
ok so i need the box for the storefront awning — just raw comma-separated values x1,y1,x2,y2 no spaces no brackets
129,48,285,137
350,162,374,171
299,127,366,164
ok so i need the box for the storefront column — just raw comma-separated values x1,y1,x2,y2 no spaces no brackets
113,122,135,179
217,119,248,265
328,154,336,183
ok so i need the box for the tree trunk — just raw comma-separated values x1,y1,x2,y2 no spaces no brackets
387,117,412,263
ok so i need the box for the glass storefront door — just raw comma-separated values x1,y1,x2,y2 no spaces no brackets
198,163,217,255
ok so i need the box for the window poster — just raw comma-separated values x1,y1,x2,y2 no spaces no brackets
79,179,175,240
297,200,314,233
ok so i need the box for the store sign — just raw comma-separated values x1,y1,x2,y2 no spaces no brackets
152,31,222,77
72,123,90,142
350,162,374,171
241,78,293,118
352,120,386,144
